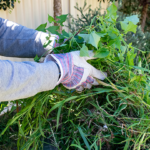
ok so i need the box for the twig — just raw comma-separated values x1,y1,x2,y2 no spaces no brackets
62,28,85,44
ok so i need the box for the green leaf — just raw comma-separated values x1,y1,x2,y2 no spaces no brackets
39,116,45,137
56,14,68,26
130,75,146,83
114,104,127,116
79,31,100,48
58,44,67,47
94,48,109,58
62,30,70,38
34,55,40,62
123,140,130,150
46,26,61,36
80,44,89,57
138,57,142,74
121,21,137,34
57,106,62,129
106,2,118,22
127,48,136,66
48,15,56,23
114,37,121,49
36,23,47,32
78,127,91,150
71,144,84,150
47,96,78,117
92,88,113,93
124,15,139,25
96,32,107,37
107,2,117,15
120,46,126,54
108,37,121,49
108,32,117,40
43,39,52,48
108,39,115,46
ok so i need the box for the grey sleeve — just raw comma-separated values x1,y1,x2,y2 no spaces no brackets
0,60,59,102
0,17,55,58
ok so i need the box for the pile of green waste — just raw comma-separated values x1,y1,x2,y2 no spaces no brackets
1,2,150,150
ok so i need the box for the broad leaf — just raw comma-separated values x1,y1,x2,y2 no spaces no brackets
36,23,47,32
108,31,117,39
56,14,68,26
108,37,121,49
94,48,109,58
46,26,61,36
121,21,137,34
106,2,118,22
62,30,70,38
97,32,107,37
124,15,139,25
80,44,89,57
114,37,121,49
120,46,126,54
79,31,100,48
48,15,56,23
107,2,117,15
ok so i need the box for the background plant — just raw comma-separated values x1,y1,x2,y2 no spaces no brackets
1,2,150,150
0,0,20,11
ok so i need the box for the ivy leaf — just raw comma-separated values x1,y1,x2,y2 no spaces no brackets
46,26,61,37
124,15,139,25
121,21,137,34
79,31,100,49
56,14,68,26
80,44,89,57
48,15,56,23
94,48,109,58
34,55,40,62
36,23,47,32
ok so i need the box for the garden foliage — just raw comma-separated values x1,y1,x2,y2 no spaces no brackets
1,2,150,150
0,0,20,10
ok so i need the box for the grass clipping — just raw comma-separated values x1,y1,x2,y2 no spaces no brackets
1,2,150,150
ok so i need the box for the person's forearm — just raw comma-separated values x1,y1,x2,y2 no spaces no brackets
0,18,55,58
0,60,59,101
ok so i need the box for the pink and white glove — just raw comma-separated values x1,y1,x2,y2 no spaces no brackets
44,51,107,92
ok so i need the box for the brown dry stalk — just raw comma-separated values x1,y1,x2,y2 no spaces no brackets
141,0,149,32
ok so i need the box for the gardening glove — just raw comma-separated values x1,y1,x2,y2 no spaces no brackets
44,51,107,92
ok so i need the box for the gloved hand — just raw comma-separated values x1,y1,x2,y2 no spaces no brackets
44,51,107,92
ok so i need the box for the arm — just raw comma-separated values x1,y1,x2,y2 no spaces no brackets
0,17,57,58
0,51,106,102
0,60,59,101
